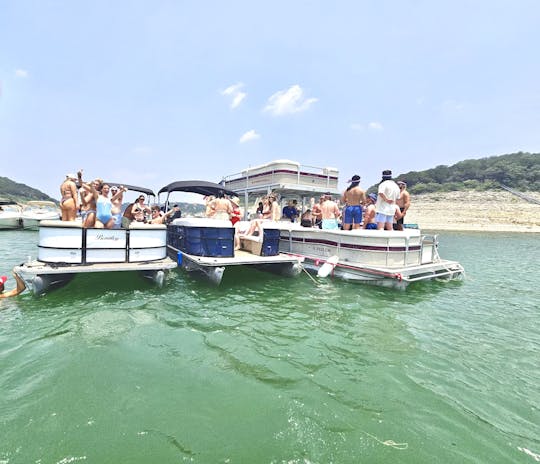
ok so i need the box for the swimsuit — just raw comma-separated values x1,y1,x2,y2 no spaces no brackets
322,219,339,230
343,205,363,224
96,196,113,224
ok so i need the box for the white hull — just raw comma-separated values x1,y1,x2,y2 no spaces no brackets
22,213,61,230
13,220,176,294
276,223,464,289
0,215,22,229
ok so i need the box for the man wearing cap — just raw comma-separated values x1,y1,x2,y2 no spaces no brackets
394,181,411,231
363,193,378,229
375,170,400,230
0,273,26,299
342,174,366,230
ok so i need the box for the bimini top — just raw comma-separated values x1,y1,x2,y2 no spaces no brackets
158,180,237,197
103,183,156,197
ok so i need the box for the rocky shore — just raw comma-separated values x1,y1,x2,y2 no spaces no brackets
405,190,540,233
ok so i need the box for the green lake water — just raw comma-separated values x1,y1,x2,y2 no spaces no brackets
0,230,539,463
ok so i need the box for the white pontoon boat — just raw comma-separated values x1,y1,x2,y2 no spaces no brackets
158,180,304,285
0,200,23,229
13,186,176,295
21,200,60,230
222,160,464,289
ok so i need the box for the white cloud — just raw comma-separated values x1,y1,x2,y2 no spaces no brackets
15,69,28,78
368,121,383,131
263,84,318,116
221,82,246,109
239,129,260,144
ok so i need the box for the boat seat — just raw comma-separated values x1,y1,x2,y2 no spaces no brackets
129,222,167,230
240,234,263,254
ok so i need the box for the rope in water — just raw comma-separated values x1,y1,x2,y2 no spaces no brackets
362,430,409,450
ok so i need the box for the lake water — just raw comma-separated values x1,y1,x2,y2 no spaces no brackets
0,230,539,463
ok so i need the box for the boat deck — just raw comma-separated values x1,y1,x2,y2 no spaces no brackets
173,248,303,268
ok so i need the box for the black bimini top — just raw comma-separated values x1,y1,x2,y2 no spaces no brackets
104,183,156,197
158,180,237,197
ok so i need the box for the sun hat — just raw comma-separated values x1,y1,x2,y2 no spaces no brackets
66,173,76,180
230,196,240,206
382,169,392,180
347,174,361,183
368,193,377,202
397,180,407,186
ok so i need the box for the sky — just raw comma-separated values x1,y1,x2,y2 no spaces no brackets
1,0,540,201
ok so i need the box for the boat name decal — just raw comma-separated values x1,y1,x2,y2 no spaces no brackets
95,233,120,241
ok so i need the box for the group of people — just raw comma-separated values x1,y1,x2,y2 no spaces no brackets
59,171,180,229
297,170,410,231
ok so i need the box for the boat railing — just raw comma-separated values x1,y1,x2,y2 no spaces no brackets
221,161,339,192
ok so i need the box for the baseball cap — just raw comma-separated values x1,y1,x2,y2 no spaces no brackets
347,174,361,183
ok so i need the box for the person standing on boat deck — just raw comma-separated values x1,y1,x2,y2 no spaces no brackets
134,195,151,220
59,174,79,221
0,273,26,299
80,178,102,227
363,193,378,229
342,174,366,230
204,196,216,217
394,181,411,231
209,191,233,221
375,170,400,230
311,196,324,228
321,194,341,230
110,185,127,229
94,184,116,229
229,196,242,225
256,201,264,219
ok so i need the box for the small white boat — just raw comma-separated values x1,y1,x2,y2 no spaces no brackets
158,180,304,285
222,160,464,289
21,200,60,230
13,186,176,295
0,200,22,229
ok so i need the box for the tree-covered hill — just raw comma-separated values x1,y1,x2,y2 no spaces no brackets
369,152,540,194
0,177,57,203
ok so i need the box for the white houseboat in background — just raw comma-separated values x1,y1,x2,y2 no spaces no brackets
0,200,23,229
13,186,176,295
158,180,303,285
21,200,61,230
222,160,464,289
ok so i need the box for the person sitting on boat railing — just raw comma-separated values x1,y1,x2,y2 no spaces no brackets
362,193,378,230
0,273,26,299
375,169,401,231
300,209,314,227
342,174,366,230
321,194,341,230
244,194,280,236
208,190,233,221
149,204,179,224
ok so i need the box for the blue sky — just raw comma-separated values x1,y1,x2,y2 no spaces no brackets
1,0,539,200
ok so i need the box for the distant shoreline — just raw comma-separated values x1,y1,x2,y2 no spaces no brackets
405,190,540,233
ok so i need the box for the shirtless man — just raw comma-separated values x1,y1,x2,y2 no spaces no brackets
311,196,324,228
394,181,411,231
341,174,366,230
59,174,79,221
321,194,341,230
362,193,378,229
